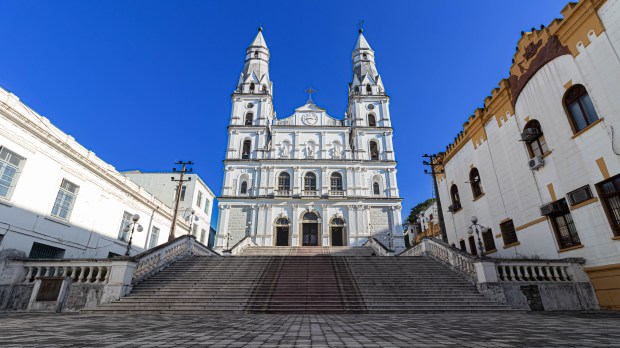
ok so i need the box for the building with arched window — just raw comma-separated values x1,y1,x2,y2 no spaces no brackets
216,28,403,252
432,0,620,310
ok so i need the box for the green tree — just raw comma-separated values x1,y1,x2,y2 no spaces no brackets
405,198,435,224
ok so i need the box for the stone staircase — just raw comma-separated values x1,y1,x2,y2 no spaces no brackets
82,247,514,314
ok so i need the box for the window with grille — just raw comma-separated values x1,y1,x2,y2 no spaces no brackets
330,173,343,191
566,185,593,206
564,84,599,133
118,211,132,242
482,228,496,252
597,175,620,236
200,229,206,243
148,226,160,249
304,173,316,191
51,179,79,220
196,191,203,208
500,219,518,246
29,242,65,259
522,120,549,158
278,172,291,192
0,147,25,199
548,199,581,249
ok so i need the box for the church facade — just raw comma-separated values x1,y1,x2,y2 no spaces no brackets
215,28,404,252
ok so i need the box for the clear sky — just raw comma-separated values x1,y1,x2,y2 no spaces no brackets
0,0,569,226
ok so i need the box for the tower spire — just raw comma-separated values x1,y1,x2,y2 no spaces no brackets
237,28,271,94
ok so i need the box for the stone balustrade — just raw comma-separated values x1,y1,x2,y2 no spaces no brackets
363,237,393,256
0,235,217,312
227,236,257,256
401,237,599,310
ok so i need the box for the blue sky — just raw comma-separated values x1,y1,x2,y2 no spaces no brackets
0,0,569,226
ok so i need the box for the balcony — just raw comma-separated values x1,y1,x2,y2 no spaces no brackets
302,190,319,197
275,190,291,197
329,190,346,197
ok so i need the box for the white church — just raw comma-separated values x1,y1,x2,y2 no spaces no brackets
215,28,404,252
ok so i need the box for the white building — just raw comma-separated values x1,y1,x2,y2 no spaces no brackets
0,88,189,259
123,172,215,245
216,28,404,251
434,0,620,309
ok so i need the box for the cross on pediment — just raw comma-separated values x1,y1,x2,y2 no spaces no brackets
305,86,317,103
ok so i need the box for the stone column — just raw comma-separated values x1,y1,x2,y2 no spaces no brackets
292,204,300,246
320,131,326,159
293,166,300,195
347,205,356,246
321,204,329,246
321,167,328,196
384,131,394,161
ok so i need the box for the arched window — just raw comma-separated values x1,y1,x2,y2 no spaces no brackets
522,120,549,158
362,53,368,60
240,181,248,195
450,184,461,211
242,140,251,159
369,141,379,160
564,84,599,133
276,217,289,225
366,85,372,93
330,172,343,192
277,172,291,193
245,112,253,125
304,172,317,192
469,168,483,199
262,85,267,93
254,51,259,58
368,114,376,127
331,217,345,225
373,182,380,195
354,86,359,93
249,83,255,93
303,212,318,221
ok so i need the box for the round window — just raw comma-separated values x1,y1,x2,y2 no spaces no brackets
246,103,254,109
367,104,375,110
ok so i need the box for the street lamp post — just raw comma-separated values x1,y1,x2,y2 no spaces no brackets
124,214,144,256
467,215,488,258
224,232,234,251
185,209,198,236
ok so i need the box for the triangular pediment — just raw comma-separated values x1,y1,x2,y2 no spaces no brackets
275,102,343,127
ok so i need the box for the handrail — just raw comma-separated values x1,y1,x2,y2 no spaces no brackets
227,236,257,255
363,237,393,256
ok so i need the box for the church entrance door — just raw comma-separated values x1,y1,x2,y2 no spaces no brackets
331,227,344,246
276,227,289,246
302,223,319,246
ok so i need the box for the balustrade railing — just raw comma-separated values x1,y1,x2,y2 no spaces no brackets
228,236,257,255
329,190,345,197
363,237,393,256
22,260,112,284
302,190,318,197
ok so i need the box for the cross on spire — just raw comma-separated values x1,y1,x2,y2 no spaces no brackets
305,86,317,103
356,20,365,33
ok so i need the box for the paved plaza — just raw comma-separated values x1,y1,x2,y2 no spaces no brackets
1,312,619,347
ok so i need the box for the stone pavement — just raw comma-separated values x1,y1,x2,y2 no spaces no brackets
0,312,619,347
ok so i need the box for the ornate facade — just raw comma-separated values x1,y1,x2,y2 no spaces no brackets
215,28,404,252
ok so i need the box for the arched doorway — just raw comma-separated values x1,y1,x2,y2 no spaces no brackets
331,217,346,246
275,217,290,246
301,212,319,246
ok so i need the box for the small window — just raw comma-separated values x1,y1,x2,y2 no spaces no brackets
196,191,203,208
369,141,379,160
304,172,317,191
482,228,496,252
366,85,372,93
469,168,483,199
459,240,466,251
500,219,518,246
242,140,251,159
240,181,248,195
276,217,289,225
250,83,255,93
118,211,133,242
362,53,368,59
450,185,461,211
278,172,291,192
204,199,210,214
180,185,186,201
29,242,65,259
254,51,259,58
564,84,599,133
368,114,376,127
522,120,549,158
51,179,79,220
373,182,380,195
245,113,253,125
0,147,25,199
149,226,160,249
548,198,581,250
354,86,359,93
597,174,620,236
330,172,343,192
